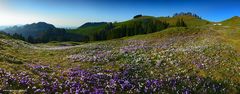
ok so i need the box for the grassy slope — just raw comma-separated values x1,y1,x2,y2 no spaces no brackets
70,25,106,35
222,16,240,26
0,32,11,39
68,24,108,39
0,25,240,93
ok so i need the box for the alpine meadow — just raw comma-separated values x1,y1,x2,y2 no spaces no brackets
0,0,240,94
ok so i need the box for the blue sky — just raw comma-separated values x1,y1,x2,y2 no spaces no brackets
0,0,240,27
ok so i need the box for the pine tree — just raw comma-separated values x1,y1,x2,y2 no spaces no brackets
176,18,187,27
176,19,181,27
12,33,25,41
27,36,35,43
180,19,187,27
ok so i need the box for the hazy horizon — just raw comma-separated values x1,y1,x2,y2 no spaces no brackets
0,0,240,27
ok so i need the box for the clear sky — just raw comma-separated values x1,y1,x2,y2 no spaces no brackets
0,0,240,27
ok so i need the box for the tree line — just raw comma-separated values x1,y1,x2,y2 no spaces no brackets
94,20,170,41
9,29,89,43
173,12,202,19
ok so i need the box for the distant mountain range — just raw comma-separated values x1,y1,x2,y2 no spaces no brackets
0,26,12,30
3,22,56,38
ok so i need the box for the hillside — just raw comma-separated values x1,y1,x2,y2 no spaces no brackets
1,13,240,93
222,16,240,26
1,24,240,93
1,0,240,93
68,14,210,41
69,22,108,40
122,14,209,27
2,13,210,43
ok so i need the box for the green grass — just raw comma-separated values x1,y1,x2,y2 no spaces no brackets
67,24,108,40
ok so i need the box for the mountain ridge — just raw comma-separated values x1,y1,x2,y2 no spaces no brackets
3,22,57,38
